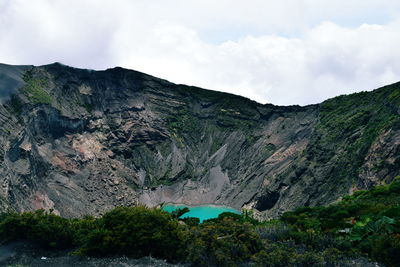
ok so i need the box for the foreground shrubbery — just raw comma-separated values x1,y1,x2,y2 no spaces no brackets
1,179,400,266
185,218,262,266
0,206,185,262
281,176,400,266
77,206,184,261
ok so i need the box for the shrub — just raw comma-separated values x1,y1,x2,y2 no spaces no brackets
255,222,293,242
170,207,190,219
0,210,73,248
78,206,185,262
185,219,263,266
251,244,326,267
181,217,200,226
369,234,400,267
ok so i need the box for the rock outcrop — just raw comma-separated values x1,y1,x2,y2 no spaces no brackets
0,63,399,219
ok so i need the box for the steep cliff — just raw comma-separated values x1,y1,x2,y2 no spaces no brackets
0,63,399,218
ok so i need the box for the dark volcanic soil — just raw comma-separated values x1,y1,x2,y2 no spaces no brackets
0,242,181,267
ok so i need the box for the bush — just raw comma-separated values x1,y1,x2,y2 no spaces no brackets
170,207,190,219
255,222,293,242
251,244,326,267
389,177,400,193
181,217,200,226
0,210,73,248
78,206,185,262
369,234,400,267
185,219,263,266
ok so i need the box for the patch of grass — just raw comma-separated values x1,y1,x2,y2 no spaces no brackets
168,112,200,134
22,72,52,105
166,107,202,143
216,108,257,131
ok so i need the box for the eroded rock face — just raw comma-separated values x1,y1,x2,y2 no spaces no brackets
0,63,399,218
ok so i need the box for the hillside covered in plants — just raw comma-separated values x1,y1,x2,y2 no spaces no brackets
1,178,400,266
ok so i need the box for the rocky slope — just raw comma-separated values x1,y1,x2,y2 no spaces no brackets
0,63,399,219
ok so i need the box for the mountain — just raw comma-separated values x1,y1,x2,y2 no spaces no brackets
0,62,399,219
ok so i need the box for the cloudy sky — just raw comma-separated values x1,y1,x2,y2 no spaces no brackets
1,0,400,105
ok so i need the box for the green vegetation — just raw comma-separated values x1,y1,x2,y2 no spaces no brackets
9,95,23,115
281,176,400,266
167,85,260,145
77,206,184,261
307,84,400,184
166,107,201,137
0,209,74,249
210,134,224,155
170,207,190,219
261,143,277,158
1,179,400,266
185,217,262,266
0,206,185,262
178,85,227,102
22,71,53,105
77,99,93,113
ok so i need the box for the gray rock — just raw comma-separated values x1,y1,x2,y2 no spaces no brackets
0,63,398,219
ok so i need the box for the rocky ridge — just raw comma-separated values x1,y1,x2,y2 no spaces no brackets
0,63,399,219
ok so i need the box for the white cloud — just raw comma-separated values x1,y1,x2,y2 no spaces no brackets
1,0,400,105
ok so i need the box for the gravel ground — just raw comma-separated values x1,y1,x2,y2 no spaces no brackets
0,242,182,267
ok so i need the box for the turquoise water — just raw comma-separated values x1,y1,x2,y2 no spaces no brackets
163,204,241,222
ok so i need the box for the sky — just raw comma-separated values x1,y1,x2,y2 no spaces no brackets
1,0,400,105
